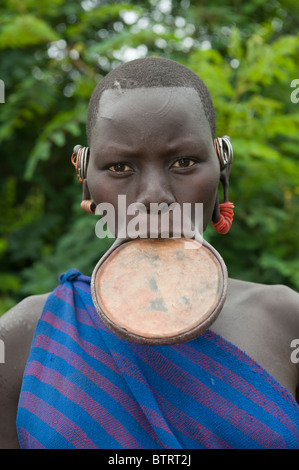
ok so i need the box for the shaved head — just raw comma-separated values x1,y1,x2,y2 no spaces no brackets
86,57,216,145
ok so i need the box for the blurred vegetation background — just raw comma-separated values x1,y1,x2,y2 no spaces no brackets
0,0,299,315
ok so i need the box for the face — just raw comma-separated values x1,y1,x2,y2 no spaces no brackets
87,86,220,238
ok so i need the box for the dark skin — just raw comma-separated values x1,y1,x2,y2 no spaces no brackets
88,87,220,235
1,87,299,449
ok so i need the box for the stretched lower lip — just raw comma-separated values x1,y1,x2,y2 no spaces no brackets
146,213,177,237
91,236,227,344
95,198,203,240
123,212,192,239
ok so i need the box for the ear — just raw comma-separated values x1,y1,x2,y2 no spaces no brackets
219,163,231,203
212,136,234,225
71,145,90,183
214,136,233,203
81,178,96,214
212,163,234,232
71,145,95,213
82,178,91,200
214,136,233,169
212,192,221,224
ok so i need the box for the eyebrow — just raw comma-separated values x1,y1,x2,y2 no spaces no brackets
163,138,210,155
95,138,210,161
95,144,136,162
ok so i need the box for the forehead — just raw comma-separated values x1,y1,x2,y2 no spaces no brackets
99,86,203,117
91,87,211,150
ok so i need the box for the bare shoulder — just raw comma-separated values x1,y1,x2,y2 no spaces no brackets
0,293,50,391
0,293,49,449
227,278,299,331
0,293,49,333
228,276,299,299
213,278,299,398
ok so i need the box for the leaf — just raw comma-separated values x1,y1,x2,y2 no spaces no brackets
228,26,243,60
0,15,59,48
0,273,21,293
66,3,144,36
51,131,66,147
25,140,51,180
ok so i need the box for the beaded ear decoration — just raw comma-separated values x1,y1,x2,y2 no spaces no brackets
71,145,95,213
212,201,234,234
212,136,234,234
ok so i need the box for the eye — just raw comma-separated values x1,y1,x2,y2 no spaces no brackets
172,158,197,168
108,162,132,173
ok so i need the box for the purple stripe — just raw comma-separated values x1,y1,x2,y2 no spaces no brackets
18,427,46,449
129,345,288,449
25,361,141,449
19,391,98,448
74,280,95,295
175,342,299,439
153,391,234,449
110,349,150,387
111,350,233,449
33,334,174,447
39,310,120,375
54,283,111,334
53,287,97,329
139,404,174,436
204,330,299,413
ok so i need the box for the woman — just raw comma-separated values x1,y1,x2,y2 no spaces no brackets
1,57,299,449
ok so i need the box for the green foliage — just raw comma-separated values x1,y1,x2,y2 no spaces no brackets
0,15,59,48
1,0,299,315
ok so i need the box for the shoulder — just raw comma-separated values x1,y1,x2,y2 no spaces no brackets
0,293,49,449
215,279,299,397
0,293,50,385
225,278,299,357
228,277,298,298
228,278,299,323
0,293,49,335
0,293,50,334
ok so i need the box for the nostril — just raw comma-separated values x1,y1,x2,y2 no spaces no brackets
143,202,173,214
136,184,176,213
131,202,147,213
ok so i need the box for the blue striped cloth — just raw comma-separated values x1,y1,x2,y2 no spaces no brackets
17,269,299,449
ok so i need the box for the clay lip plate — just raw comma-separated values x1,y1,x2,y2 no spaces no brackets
91,238,227,345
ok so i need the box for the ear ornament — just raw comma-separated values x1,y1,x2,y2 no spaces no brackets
71,145,90,182
71,145,95,214
212,136,234,234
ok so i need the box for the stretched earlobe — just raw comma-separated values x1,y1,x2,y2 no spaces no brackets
212,201,234,234
71,144,95,214
212,185,235,234
212,136,234,234
81,179,96,214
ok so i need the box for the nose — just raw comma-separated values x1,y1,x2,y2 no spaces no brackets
136,168,176,211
